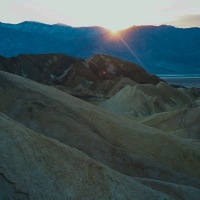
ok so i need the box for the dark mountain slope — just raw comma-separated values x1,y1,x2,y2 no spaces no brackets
0,53,80,83
0,53,161,98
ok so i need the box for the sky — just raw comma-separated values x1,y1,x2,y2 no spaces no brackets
1,0,200,31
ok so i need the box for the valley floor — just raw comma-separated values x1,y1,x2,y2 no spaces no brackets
159,76,200,88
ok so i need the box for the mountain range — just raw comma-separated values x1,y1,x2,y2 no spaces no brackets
0,21,200,75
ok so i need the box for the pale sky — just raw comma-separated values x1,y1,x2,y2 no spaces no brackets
1,0,200,31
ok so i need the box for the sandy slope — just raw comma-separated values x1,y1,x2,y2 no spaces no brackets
0,70,200,183
139,106,200,139
2,113,179,200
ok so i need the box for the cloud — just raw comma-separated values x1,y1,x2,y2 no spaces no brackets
167,14,200,28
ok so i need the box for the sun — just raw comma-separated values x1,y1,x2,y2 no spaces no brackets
110,30,119,35
109,28,120,35
104,25,123,35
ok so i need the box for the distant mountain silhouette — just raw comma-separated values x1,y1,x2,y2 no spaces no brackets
0,21,200,75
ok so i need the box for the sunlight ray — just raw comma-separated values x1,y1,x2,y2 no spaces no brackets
117,34,147,70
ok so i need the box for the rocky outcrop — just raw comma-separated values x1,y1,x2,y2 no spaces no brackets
66,54,161,84
100,82,199,117
0,53,80,84
62,54,161,97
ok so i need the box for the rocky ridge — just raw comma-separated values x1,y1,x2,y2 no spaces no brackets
0,53,161,99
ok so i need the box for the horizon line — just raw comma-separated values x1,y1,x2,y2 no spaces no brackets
1,20,200,31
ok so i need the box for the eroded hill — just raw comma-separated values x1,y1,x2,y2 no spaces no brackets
0,71,200,183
